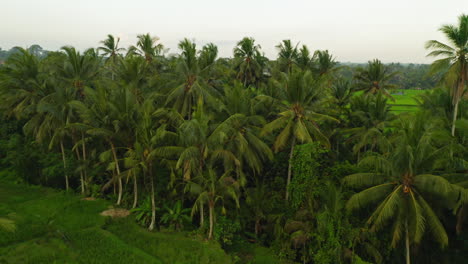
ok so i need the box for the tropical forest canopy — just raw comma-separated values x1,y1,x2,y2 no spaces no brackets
0,14,467,264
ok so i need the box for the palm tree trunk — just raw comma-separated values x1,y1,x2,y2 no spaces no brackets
208,201,214,239
405,219,410,264
188,98,192,120
110,141,123,205
149,165,156,231
452,100,459,136
255,219,260,236
74,147,85,195
132,174,138,209
285,137,296,201
81,132,88,194
452,67,466,136
456,204,467,234
200,202,204,228
60,140,69,191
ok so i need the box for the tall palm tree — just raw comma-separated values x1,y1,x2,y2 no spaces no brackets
216,82,273,175
132,33,164,63
346,93,394,158
186,168,240,239
233,37,266,87
60,46,100,98
312,50,339,77
426,14,468,136
295,45,313,72
276,40,298,74
98,34,125,60
59,46,100,193
135,100,176,230
262,71,337,200
23,81,76,191
344,114,467,264
0,47,48,119
166,39,219,119
71,82,139,203
354,59,398,97
98,34,125,80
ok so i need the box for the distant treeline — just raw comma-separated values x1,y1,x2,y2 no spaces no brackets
0,45,49,62
1,45,437,90
340,63,440,90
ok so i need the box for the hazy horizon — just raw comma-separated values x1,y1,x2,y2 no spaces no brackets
1,0,466,63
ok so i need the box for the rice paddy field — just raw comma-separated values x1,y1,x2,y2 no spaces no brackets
0,171,279,264
389,89,426,112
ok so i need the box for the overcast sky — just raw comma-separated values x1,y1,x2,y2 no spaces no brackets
1,0,466,63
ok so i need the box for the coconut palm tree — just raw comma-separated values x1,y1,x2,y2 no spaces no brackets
233,37,266,87
60,46,100,97
98,34,125,80
0,47,49,119
312,50,339,77
346,93,394,158
70,81,139,204
99,34,125,60
262,71,337,200
186,168,240,239
425,14,468,136
57,46,102,193
354,59,398,97
132,33,164,63
276,40,299,74
216,83,273,175
295,45,313,72
166,39,219,120
344,114,467,264
133,100,176,230
23,81,77,191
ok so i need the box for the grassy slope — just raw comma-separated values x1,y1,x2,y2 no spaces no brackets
0,173,231,264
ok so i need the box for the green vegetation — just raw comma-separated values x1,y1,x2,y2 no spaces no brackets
0,175,231,264
0,14,467,264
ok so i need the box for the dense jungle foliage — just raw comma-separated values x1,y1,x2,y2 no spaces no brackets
0,14,467,264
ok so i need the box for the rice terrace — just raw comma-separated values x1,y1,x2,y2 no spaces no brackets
0,1,467,264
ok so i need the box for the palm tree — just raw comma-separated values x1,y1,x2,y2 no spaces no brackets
216,82,273,174
330,78,354,110
354,59,398,97
262,71,337,200
23,81,77,191
425,14,468,136
57,46,100,193
99,34,125,60
312,50,339,77
186,168,240,239
0,47,49,119
98,34,125,80
133,33,164,63
115,55,149,99
276,40,298,74
134,100,176,230
71,82,139,204
166,39,219,119
346,93,394,158
343,114,467,264
60,46,100,95
295,45,313,72
233,37,266,87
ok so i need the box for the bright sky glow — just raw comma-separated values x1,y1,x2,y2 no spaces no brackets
1,0,466,63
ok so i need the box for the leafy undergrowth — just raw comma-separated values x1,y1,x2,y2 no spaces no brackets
0,175,232,264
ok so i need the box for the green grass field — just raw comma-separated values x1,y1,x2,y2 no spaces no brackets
389,89,426,112
0,171,282,264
